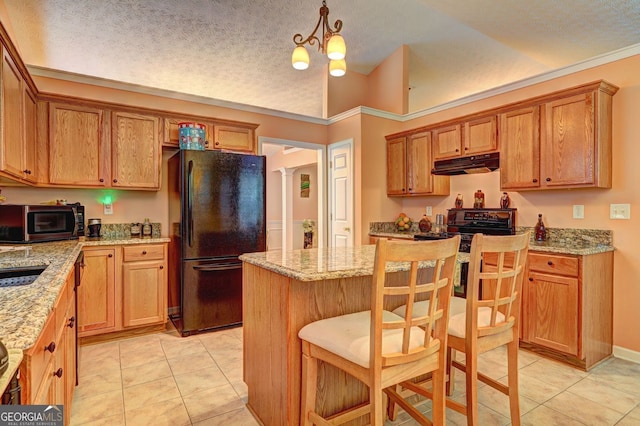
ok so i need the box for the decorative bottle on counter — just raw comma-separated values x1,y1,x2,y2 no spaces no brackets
142,218,152,238
455,194,463,209
418,214,432,232
534,214,547,242
474,189,485,209
130,223,141,238
500,192,511,209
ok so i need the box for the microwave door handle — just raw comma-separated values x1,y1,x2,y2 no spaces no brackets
187,160,194,248
71,206,79,236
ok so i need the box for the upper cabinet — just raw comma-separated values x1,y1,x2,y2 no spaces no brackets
500,106,541,190
49,102,110,187
0,46,38,183
433,115,498,160
111,111,161,189
501,81,617,191
162,117,258,153
386,131,449,196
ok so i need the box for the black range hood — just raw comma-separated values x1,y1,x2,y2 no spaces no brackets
432,152,500,176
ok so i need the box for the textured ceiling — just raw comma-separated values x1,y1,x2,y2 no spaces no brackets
3,0,640,118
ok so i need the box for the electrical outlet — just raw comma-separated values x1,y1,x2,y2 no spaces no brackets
103,202,113,215
572,205,584,219
426,206,433,216
610,203,630,219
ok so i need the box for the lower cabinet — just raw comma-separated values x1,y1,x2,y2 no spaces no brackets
79,243,168,338
22,268,76,425
521,250,614,370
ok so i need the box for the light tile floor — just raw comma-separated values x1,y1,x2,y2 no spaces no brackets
70,325,640,425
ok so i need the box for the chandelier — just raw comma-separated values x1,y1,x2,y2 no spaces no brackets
291,1,347,77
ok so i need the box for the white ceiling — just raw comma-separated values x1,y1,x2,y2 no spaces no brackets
4,0,640,119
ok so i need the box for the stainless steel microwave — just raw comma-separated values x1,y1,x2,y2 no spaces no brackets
0,204,85,243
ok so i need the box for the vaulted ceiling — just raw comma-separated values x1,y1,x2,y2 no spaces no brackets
4,0,640,118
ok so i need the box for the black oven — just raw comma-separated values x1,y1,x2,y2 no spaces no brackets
0,204,84,243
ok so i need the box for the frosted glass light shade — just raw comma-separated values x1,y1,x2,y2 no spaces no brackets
329,59,346,77
326,34,346,60
292,46,310,70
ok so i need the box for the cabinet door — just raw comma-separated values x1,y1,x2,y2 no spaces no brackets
78,248,116,335
49,103,109,186
23,87,37,182
464,115,497,155
112,111,161,189
162,117,214,149
386,136,406,195
500,106,541,190
0,48,24,179
407,132,433,194
213,124,255,152
542,93,595,187
526,271,579,355
433,124,462,160
122,260,166,327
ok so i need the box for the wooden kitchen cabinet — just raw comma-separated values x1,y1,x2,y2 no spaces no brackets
78,247,117,336
162,117,214,149
0,47,38,183
521,250,614,370
22,268,77,425
111,111,162,189
432,115,497,160
48,102,109,186
501,81,617,190
386,131,449,196
500,106,541,190
212,123,256,152
122,244,168,328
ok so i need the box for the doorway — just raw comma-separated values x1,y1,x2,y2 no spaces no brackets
258,137,326,251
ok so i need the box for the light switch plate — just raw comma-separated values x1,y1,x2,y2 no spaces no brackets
426,206,433,216
572,205,584,219
610,203,630,219
103,202,113,215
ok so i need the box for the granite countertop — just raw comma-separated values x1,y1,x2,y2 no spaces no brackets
240,245,469,282
368,231,614,256
0,236,170,351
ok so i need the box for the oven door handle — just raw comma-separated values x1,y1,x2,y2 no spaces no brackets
192,262,242,272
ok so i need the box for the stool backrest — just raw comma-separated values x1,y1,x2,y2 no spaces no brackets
467,232,530,338
371,236,460,369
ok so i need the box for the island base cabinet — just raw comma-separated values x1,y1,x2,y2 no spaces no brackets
242,262,432,425
521,251,613,370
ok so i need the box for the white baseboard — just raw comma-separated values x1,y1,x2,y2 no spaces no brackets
613,345,640,364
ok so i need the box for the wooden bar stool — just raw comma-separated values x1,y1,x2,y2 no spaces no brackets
298,236,460,425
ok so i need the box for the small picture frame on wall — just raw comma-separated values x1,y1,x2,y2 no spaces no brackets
301,174,310,198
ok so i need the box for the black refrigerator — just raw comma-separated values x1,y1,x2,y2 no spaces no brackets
167,150,266,336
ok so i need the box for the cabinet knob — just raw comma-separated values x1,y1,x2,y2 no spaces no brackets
99,178,104,183
142,250,147,255
455,148,460,152
54,368,63,378
464,147,468,150
215,141,220,146
45,342,56,353
113,179,118,183
159,265,164,270
532,178,538,183
23,169,32,174
408,188,412,191
546,177,551,182
108,253,113,258
547,261,553,266
529,277,534,281
68,316,75,328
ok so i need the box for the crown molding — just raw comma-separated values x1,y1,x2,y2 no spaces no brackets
27,42,640,127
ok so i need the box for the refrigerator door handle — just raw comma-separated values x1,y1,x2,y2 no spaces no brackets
193,262,242,272
187,160,194,247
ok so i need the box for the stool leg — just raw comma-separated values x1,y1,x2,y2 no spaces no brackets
507,337,521,426
446,347,455,396
301,343,318,426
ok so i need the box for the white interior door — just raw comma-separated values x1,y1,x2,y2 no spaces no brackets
329,140,353,248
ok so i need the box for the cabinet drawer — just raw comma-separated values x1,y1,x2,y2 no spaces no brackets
26,312,57,397
528,252,579,277
123,244,164,262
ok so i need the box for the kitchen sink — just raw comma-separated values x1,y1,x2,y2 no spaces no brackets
0,265,46,288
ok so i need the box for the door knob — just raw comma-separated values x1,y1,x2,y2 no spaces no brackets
344,227,351,232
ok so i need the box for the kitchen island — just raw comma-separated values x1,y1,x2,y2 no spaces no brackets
240,245,466,426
